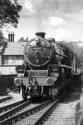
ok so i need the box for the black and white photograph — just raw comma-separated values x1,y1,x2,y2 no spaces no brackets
0,0,83,125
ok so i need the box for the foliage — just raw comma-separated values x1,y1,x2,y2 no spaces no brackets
0,30,3,41
0,0,22,28
18,37,25,42
18,37,28,42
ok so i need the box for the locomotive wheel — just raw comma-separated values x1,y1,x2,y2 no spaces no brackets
22,86,27,100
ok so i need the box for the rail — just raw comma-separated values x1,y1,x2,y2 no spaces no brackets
0,99,51,125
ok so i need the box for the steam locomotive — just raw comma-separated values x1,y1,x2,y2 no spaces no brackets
14,32,79,100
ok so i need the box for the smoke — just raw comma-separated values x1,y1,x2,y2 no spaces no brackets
11,0,83,41
8,90,23,101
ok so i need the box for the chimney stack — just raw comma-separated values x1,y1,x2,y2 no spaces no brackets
8,32,15,42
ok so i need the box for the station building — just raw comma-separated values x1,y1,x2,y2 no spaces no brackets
0,33,27,75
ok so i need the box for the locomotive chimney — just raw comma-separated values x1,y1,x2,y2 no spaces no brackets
35,32,46,38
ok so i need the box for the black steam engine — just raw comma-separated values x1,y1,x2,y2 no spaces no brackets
14,32,79,100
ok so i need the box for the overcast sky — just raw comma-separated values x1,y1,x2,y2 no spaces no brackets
3,0,83,42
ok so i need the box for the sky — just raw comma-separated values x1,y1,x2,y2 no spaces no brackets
3,0,83,42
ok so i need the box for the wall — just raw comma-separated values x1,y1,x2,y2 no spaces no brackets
0,74,17,93
2,55,24,65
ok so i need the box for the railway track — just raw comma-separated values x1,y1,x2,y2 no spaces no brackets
12,99,59,125
0,88,71,125
11,92,75,125
0,96,12,103
0,97,59,125
0,99,31,113
0,97,55,125
0,98,32,121
34,99,58,125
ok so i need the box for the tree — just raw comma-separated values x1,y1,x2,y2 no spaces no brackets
0,0,22,28
18,37,25,42
18,37,28,42
25,37,28,42
0,30,3,41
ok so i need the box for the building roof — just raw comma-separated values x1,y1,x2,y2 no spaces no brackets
3,42,27,55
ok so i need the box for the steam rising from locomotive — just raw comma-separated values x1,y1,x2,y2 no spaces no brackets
14,32,78,100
